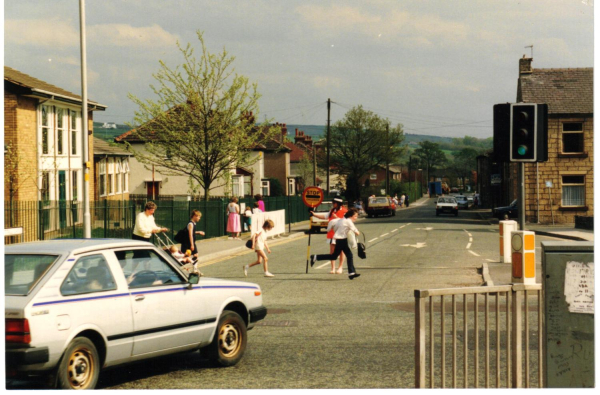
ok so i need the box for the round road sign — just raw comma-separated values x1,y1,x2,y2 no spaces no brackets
302,186,324,208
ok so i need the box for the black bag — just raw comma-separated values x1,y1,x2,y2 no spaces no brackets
174,222,192,244
245,239,253,249
357,232,367,259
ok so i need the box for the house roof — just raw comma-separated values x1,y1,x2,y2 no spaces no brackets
4,66,107,110
93,137,132,157
518,67,593,115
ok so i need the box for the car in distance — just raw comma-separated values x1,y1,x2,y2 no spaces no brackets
493,199,518,219
436,197,458,216
366,196,396,217
5,239,267,389
455,195,470,209
310,201,333,233
450,187,459,193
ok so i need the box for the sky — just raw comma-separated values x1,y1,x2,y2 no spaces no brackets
2,0,595,139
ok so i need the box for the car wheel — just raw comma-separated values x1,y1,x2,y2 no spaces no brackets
436,211,440,216
56,337,100,390
392,210,396,216
206,310,247,367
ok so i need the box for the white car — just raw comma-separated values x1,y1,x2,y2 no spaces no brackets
309,201,333,232
5,239,267,389
436,197,459,216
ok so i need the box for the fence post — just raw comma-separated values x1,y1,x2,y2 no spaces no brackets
511,286,523,388
38,200,44,241
415,290,426,388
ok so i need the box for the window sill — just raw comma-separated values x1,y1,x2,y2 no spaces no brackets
558,153,588,159
558,206,588,212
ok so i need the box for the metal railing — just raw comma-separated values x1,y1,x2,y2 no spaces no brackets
415,283,543,388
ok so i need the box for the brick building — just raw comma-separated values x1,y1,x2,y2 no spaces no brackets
478,57,593,224
4,66,106,239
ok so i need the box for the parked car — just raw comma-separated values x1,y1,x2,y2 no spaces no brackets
455,195,470,209
493,200,518,219
436,197,458,216
309,201,333,232
366,196,396,217
5,239,267,389
451,187,459,193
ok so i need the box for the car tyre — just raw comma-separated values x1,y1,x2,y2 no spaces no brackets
392,210,396,216
205,310,247,367
436,211,440,216
56,337,100,390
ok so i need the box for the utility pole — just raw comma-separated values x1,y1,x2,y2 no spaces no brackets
326,98,331,195
409,155,412,200
312,145,317,186
79,0,91,238
385,123,390,195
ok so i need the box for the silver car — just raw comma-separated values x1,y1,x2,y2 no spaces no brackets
5,239,267,389
455,195,470,209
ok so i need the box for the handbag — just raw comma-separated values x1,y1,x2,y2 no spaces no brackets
357,232,367,259
245,239,253,249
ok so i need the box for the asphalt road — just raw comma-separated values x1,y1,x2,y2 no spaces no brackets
11,199,559,389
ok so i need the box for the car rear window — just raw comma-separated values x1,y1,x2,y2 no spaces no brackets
369,198,388,204
5,254,59,296
315,203,333,212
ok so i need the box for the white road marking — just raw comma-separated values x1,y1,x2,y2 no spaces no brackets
391,229,398,232
486,259,495,262
466,243,472,249
416,227,434,231
469,238,473,242
469,250,480,256
401,242,427,249
380,233,389,237
316,262,330,269
368,238,379,242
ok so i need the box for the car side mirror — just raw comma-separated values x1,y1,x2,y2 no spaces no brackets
187,273,200,289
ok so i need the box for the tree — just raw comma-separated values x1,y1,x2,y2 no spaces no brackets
325,106,406,201
449,147,479,190
127,31,278,200
413,141,447,185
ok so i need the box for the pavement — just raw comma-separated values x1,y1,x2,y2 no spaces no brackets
188,196,594,286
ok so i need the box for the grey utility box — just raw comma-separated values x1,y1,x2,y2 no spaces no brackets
542,241,594,388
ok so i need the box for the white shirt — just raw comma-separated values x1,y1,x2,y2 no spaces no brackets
133,212,161,239
254,230,267,251
326,217,359,240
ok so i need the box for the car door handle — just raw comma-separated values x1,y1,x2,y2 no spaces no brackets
135,295,145,301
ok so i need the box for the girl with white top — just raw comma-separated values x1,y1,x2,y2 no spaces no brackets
244,219,275,277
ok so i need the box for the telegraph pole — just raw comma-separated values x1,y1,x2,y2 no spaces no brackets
385,123,390,195
326,98,331,194
79,0,91,238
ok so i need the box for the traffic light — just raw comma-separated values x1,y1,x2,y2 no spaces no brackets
510,103,548,162
493,103,511,162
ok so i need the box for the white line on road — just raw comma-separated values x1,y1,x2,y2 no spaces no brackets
486,259,495,262
469,250,480,256
469,238,473,242
381,233,389,237
391,229,398,232
368,238,379,242
466,243,472,249
316,262,330,269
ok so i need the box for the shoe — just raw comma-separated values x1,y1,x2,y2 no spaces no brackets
243,265,248,277
264,271,274,277
336,268,343,274
348,273,361,280
310,255,316,267
330,270,335,274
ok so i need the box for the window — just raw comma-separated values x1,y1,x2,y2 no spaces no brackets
71,110,79,155
72,170,79,200
4,254,58,296
232,176,241,197
56,108,65,155
122,158,129,192
99,160,106,196
60,254,117,296
41,172,50,202
562,175,585,207
116,160,122,193
114,249,185,288
41,105,50,154
370,174,377,180
562,122,584,153
108,158,114,195
261,180,270,197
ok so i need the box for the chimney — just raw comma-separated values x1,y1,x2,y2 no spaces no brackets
519,55,533,75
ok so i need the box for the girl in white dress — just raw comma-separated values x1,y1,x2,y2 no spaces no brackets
244,219,275,277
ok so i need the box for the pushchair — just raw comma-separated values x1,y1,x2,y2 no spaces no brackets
156,233,202,276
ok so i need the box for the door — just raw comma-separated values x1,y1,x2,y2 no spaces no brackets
114,248,210,356
59,171,67,229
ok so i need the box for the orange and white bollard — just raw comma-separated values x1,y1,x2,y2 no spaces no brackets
511,230,536,284
499,220,518,263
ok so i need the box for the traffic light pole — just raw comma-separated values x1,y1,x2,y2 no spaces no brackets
518,163,525,230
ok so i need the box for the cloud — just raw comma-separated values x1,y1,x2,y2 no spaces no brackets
4,19,179,49
88,24,180,48
4,18,79,47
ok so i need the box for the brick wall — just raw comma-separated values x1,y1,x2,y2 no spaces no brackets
523,117,594,224
263,152,289,195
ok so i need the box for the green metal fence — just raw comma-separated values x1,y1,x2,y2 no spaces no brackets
4,196,312,246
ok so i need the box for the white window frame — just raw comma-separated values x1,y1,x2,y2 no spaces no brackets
261,180,270,197
561,122,584,154
116,159,123,193
71,110,79,156
99,159,107,197
561,174,586,207
122,158,130,193
370,174,377,180
41,105,52,155
107,158,115,195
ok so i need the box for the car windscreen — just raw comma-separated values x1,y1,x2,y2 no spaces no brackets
438,198,456,203
315,203,333,212
5,254,59,295
369,198,388,204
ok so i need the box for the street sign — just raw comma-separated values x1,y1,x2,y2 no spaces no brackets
302,186,324,208
491,174,501,186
